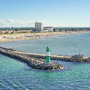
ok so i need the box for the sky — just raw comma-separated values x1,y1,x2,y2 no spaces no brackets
0,0,90,27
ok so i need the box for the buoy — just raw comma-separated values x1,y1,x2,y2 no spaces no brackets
46,47,50,63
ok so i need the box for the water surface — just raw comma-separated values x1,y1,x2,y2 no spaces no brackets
0,33,90,90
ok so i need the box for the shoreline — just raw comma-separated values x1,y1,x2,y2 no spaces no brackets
0,31,90,43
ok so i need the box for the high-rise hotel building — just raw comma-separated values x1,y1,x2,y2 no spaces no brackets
35,22,43,31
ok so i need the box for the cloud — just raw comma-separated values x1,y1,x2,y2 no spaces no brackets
0,19,90,27
0,19,29,27
35,20,52,26
36,20,51,23
6,19,14,22
0,19,52,27
15,19,26,24
27,21,35,24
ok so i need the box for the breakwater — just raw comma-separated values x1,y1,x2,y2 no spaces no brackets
0,47,63,70
0,47,90,70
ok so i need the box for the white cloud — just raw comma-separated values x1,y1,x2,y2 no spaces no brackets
0,19,90,27
0,19,52,27
36,20,51,23
15,19,25,24
27,21,35,24
0,19,31,27
35,20,52,26
6,19,14,22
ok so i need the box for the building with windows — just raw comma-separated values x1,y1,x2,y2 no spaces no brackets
55,29,59,32
44,27,53,32
35,22,43,31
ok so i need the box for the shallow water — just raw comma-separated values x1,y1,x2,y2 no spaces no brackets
0,33,90,90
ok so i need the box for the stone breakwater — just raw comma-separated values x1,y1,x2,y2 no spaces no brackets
0,47,90,70
0,47,63,70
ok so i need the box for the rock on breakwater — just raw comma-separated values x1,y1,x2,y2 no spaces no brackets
0,47,90,70
0,47,63,70
50,54,90,62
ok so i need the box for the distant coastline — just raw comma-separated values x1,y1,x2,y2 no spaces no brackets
0,31,90,43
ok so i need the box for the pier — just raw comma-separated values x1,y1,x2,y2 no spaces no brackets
0,47,63,70
0,47,90,70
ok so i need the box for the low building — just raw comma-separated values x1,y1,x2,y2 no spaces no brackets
55,29,59,32
44,27,53,32
40,30,48,32
5,36,15,39
61,30,65,32
0,31,5,34
20,30,32,33
4,30,14,34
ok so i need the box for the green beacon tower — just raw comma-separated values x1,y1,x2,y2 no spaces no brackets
46,47,51,63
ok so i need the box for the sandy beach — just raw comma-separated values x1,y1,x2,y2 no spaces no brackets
0,31,90,43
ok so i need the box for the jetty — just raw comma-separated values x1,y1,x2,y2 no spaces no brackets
0,47,90,70
0,47,63,70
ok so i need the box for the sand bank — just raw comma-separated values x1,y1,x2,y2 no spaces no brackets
0,31,90,43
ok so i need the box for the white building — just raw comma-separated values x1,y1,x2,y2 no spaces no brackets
35,22,43,31
55,29,59,32
44,27,53,32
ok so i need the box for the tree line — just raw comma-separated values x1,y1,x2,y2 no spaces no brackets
53,28,90,31
0,27,90,31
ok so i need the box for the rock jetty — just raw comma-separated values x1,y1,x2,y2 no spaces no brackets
0,47,63,70
50,54,90,62
0,47,90,70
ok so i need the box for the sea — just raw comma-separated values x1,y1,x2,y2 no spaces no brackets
0,32,90,90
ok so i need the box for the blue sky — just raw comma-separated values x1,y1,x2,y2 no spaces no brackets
0,0,90,27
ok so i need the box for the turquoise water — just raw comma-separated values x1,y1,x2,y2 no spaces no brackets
0,33,90,90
